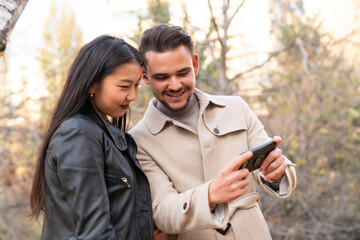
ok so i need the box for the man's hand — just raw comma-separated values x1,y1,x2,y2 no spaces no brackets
259,136,287,182
208,151,253,208
154,225,163,240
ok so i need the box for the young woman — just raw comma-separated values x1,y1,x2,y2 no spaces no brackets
30,35,156,240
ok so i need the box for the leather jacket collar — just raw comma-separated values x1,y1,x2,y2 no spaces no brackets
85,102,128,151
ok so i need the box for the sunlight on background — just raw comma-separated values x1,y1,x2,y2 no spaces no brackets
5,0,272,102
3,0,359,151
1,0,360,238
6,0,359,101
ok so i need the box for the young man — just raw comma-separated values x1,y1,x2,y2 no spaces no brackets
129,24,296,240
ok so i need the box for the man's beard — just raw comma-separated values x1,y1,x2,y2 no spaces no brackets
160,89,192,111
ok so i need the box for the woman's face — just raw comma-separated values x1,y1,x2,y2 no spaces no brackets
90,62,141,119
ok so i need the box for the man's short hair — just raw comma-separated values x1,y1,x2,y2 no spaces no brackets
139,24,194,66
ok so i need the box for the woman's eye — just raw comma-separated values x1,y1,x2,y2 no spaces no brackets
119,86,129,89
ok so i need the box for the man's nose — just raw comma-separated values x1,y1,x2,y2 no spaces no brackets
168,76,182,91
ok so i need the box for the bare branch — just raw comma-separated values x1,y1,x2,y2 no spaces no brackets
207,0,223,48
229,0,246,25
295,37,314,82
231,41,294,80
331,28,360,46
205,35,221,70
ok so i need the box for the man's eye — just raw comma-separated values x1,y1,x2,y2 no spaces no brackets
178,71,189,76
155,76,168,80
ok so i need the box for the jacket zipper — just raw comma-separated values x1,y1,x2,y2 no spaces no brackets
121,177,130,188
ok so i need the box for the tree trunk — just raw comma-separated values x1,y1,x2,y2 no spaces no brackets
0,0,29,52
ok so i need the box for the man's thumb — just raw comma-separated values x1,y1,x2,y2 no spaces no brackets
225,151,253,172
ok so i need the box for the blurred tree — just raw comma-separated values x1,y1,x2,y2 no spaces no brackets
37,0,83,129
126,0,171,128
107,0,360,239
0,0,29,57
258,1,360,239
148,0,170,24
128,0,250,125
129,0,170,51
7,0,84,238
0,60,42,239
203,0,246,94
180,0,220,94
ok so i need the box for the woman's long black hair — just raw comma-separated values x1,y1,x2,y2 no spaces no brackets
30,35,144,219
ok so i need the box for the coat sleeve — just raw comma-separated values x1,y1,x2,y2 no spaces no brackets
256,158,297,198
240,97,297,197
136,145,228,234
51,119,117,240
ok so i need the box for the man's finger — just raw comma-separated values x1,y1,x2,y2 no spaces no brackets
260,148,282,171
224,151,253,172
263,161,287,181
273,136,282,148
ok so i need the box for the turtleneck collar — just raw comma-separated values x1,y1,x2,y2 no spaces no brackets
156,93,199,120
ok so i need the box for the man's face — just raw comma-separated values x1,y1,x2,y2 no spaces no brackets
143,45,199,111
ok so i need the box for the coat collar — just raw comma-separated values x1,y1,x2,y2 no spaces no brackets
143,88,227,135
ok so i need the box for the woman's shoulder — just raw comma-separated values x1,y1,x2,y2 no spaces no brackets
49,114,103,150
55,113,103,139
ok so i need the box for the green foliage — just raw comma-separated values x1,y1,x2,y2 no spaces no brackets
147,0,170,24
130,0,170,45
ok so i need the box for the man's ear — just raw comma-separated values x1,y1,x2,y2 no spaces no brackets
141,67,149,84
192,54,199,75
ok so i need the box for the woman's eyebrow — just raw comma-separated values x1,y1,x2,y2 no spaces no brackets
118,79,133,83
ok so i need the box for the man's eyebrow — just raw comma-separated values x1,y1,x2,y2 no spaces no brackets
151,67,192,78
151,73,169,78
177,67,191,73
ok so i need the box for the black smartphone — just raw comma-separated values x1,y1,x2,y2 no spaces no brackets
239,140,277,172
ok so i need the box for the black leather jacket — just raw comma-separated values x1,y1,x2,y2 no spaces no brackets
41,106,154,240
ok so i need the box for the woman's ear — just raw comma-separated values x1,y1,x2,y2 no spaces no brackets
89,83,98,97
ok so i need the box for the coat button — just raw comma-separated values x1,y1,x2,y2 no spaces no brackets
213,128,220,134
183,202,187,210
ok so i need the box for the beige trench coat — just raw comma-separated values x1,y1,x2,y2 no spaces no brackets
129,89,296,240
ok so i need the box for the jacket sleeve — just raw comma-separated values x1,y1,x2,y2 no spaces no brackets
240,98,297,197
136,145,228,234
256,157,297,198
51,119,117,240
